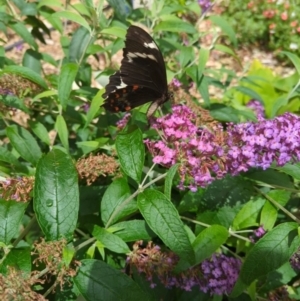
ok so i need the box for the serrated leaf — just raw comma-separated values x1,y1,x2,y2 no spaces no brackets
1,65,47,88
92,226,130,254
240,222,299,285
58,62,79,109
34,149,79,241
74,259,153,301
28,120,50,146
193,225,229,264
6,125,42,166
116,127,144,183
101,178,137,226
55,115,69,151
0,200,28,244
138,189,194,264
53,11,91,32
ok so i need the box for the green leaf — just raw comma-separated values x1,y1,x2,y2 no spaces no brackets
113,220,155,242
9,21,38,49
154,18,197,34
260,200,277,231
138,189,194,264
192,225,229,264
1,65,47,88
214,44,240,63
58,62,79,109
6,125,42,166
0,148,21,166
85,89,104,127
0,94,30,113
0,200,28,244
235,86,263,102
164,164,178,200
178,46,194,68
106,0,131,21
34,149,79,241
22,49,42,74
69,26,94,63
53,11,91,32
101,27,127,39
116,127,144,183
55,115,69,151
276,163,300,180
92,226,130,254
28,120,50,146
101,178,137,226
198,48,210,75
232,198,265,230
209,15,237,47
32,90,58,102
246,169,294,189
0,246,31,274
239,222,299,285
74,259,153,301
281,51,300,75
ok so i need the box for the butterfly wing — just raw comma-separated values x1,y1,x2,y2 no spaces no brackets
102,25,169,113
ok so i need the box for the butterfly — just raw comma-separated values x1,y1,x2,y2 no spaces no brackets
102,25,172,118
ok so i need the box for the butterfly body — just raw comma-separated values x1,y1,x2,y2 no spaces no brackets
102,25,171,117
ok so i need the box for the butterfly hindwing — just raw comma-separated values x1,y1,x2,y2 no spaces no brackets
102,25,170,115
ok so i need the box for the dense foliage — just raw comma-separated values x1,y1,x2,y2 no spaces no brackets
221,0,300,59
0,0,300,300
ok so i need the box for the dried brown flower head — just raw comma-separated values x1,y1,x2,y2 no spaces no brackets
0,74,42,98
77,153,119,185
32,238,79,292
0,266,46,301
0,176,34,202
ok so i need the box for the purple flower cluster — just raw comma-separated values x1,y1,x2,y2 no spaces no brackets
127,241,241,295
198,254,241,295
226,112,300,173
164,254,241,294
246,99,265,119
145,105,226,191
249,226,266,243
198,0,212,13
145,105,300,191
171,78,182,88
0,88,14,95
290,248,300,271
116,113,131,129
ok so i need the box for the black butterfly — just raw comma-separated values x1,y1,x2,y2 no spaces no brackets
102,25,172,118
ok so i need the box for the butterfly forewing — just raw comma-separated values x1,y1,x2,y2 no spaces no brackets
102,25,170,115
